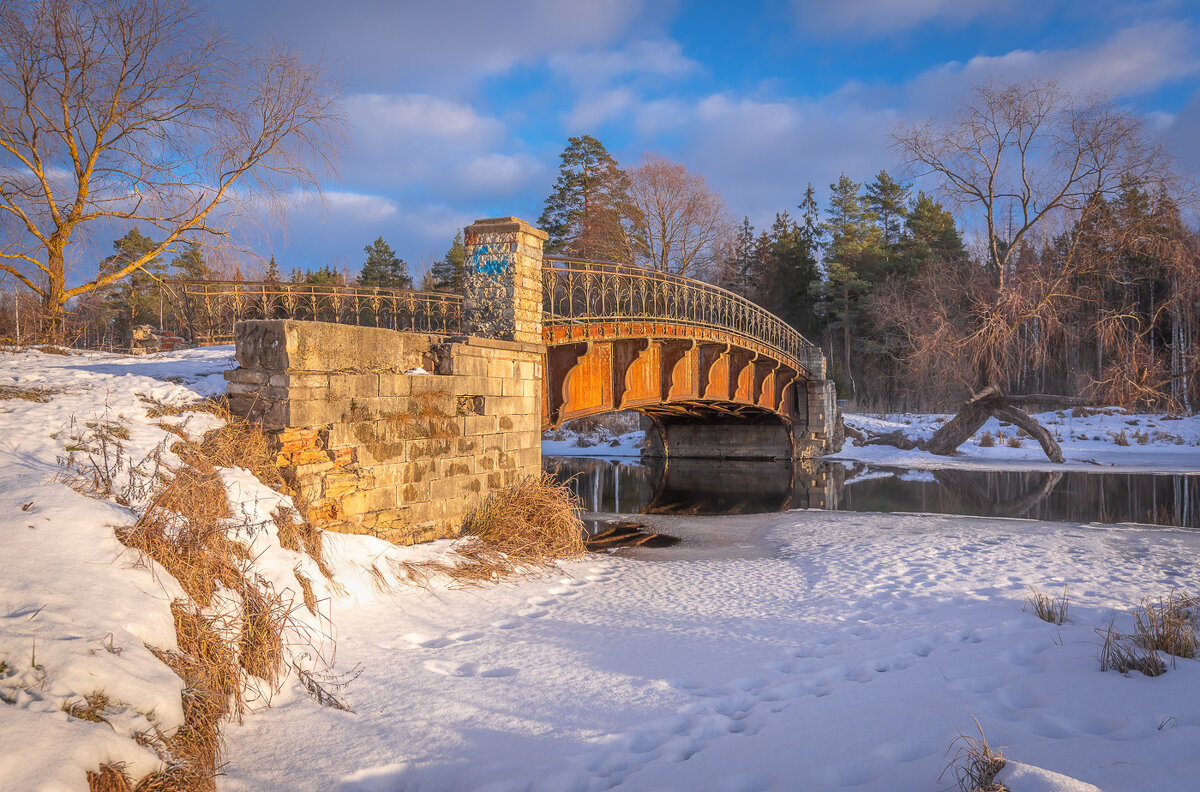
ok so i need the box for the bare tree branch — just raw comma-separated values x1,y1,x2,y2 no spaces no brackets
0,0,342,336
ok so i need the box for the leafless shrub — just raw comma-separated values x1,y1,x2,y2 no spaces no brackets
940,715,1007,792
978,431,995,447
58,415,170,508
1025,585,1069,625
1112,430,1131,446
1005,435,1023,448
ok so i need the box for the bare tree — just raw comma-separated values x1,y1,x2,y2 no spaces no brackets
0,0,340,336
886,79,1173,459
626,153,732,278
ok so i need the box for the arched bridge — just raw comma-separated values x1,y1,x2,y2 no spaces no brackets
540,256,834,458
167,219,838,459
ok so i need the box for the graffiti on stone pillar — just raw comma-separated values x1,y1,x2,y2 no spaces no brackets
467,232,515,277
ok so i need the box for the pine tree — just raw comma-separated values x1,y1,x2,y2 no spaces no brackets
264,254,281,283
898,191,966,274
304,264,340,285
798,182,824,254
538,135,631,259
429,230,467,294
759,213,820,337
100,229,167,341
358,237,411,289
863,170,911,249
170,240,212,280
813,174,883,395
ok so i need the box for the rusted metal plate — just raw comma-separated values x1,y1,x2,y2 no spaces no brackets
562,344,614,419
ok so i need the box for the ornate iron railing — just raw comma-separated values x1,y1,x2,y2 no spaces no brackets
163,280,462,345
541,255,821,373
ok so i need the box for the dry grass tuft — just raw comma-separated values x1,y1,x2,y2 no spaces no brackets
1026,585,1069,625
1097,615,1166,677
293,567,318,615
64,691,112,723
86,762,133,792
402,475,585,587
146,602,243,789
978,431,995,447
272,504,330,578
118,464,241,608
199,415,284,490
236,580,288,687
1112,430,1130,446
0,383,61,402
941,716,1007,792
1133,592,1198,661
1005,435,1023,448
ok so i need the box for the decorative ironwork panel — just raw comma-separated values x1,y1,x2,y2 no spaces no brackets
541,256,820,375
162,280,463,345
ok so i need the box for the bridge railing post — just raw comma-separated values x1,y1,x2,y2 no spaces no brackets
461,217,547,345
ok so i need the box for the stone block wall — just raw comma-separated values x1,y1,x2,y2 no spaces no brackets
795,379,841,457
226,320,543,544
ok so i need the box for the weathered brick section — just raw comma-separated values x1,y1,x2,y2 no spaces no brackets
225,320,542,544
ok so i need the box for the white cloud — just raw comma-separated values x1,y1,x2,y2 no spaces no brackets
564,88,636,132
323,191,399,221
217,0,649,92
551,39,700,87
345,93,502,147
339,93,540,200
905,20,1200,108
455,153,543,193
793,0,1006,37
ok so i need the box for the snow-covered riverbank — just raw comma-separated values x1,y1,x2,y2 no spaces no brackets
837,411,1200,474
2,347,1198,792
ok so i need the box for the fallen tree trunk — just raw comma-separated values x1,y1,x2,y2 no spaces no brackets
995,405,1063,463
923,386,1004,456
859,386,1081,463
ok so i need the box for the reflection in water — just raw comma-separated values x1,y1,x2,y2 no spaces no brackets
544,455,1200,529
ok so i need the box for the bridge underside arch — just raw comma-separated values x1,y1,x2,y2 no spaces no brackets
544,336,811,460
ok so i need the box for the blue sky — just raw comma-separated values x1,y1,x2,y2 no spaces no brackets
209,0,1200,278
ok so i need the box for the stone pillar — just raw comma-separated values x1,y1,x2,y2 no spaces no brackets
462,217,547,345
794,379,840,457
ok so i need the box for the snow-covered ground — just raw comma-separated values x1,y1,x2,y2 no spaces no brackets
542,416,645,459
221,510,1200,792
837,411,1200,474
2,347,1199,792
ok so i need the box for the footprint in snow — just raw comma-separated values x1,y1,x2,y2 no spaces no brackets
447,630,483,642
423,660,518,678
403,633,452,649
424,660,477,677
